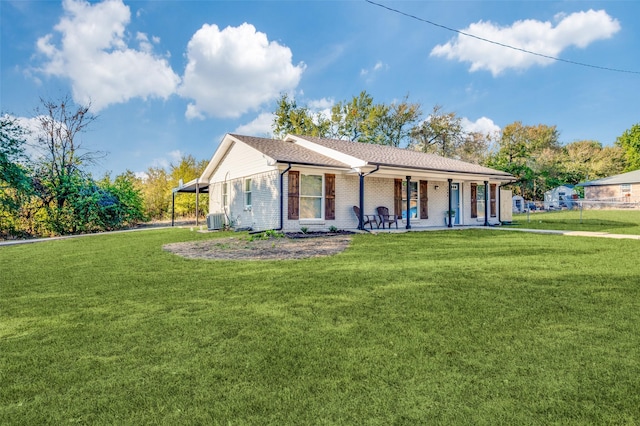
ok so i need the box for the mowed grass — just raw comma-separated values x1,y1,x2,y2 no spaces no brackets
2,226,640,425
512,208,640,234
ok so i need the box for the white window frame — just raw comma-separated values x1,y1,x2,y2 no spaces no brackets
244,178,252,209
401,181,419,219
222,182,228,209
621,184,632,193
476,184,486,221
300,174,324,220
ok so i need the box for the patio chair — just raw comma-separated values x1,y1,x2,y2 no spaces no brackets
377,206,399,229
353,206,379,230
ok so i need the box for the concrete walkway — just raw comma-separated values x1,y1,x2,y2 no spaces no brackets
0,225,178,247
491,227,640,240
367,225,640,240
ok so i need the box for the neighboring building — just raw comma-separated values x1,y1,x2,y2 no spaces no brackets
543,185,577,210
176,134,515,232
577,169,640,204
512,195,526,213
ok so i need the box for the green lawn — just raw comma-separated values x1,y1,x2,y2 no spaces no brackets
2,225,640,424
512,208,640,234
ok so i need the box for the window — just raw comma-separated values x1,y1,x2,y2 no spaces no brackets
244,179,252,208
222,182,228,209
401,181,418,219
476,184,485,221
490,184,497,217
471,183,485,219
300,174,323,219
621,184,631,193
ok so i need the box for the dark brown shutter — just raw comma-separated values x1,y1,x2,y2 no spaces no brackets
490,184,497,217
325,174,335,220
419,180,429,219
394,179,403,216
288,171,299,220
471,183,478,218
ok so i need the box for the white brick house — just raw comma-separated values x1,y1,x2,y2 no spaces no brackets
178,134,514,232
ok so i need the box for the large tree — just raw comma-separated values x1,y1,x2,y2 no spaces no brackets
486,121,561,200
31,95,101,211
561,140,625,184
27,95,121,234
615,123,640,171
170,155,209,219
0,114,32,236
141,166,172,220
329,91,385,143
376,95,422,147
272,93,329,139
272,91,421,147
409,105,465,158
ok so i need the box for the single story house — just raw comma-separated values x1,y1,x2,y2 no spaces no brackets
577,169,640,204
543,185,577,210
176,134,515,232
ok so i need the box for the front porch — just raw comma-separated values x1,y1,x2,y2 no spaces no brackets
350,173,505,232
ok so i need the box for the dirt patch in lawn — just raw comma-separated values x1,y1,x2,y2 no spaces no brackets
163,232,354,260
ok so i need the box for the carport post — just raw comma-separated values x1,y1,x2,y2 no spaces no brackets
195,178,199,227
171,191,175,227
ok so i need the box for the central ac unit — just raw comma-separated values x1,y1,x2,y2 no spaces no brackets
206,213,225,230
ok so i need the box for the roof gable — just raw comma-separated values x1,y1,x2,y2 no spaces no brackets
230,134,351,168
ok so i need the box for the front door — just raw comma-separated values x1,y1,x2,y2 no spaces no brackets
451,183,460,225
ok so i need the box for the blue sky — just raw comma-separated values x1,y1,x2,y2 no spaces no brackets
2,0,639,178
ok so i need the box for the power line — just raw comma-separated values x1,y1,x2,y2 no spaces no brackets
365,0,640,75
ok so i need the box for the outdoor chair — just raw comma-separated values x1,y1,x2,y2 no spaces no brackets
376,206,399,229
353,206,379,230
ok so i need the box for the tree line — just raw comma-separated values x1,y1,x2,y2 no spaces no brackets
273,91,639,201
2,92,638,238
1,96,208,239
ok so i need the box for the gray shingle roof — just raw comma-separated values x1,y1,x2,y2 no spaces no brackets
230,134,350,168
298,135,513,178
229,133,513,179
578,169,640,186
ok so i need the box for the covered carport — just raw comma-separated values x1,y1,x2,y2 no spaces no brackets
171,178,209,226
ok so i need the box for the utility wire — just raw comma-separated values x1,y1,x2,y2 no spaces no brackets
365,0,640,75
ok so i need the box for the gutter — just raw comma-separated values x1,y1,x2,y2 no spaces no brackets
358,165,380,230
275,163,292,231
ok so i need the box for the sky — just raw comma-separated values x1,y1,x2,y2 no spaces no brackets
2,0,639,178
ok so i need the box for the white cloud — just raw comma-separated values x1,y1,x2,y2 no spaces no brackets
461,117,501,135
308,97,334,110
431,9,620,76
360,61,388,79
180,22,306,119
36,0,180,111
233,112,275,136
134,171,149,181
150,149,183,170
136,32,153,53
